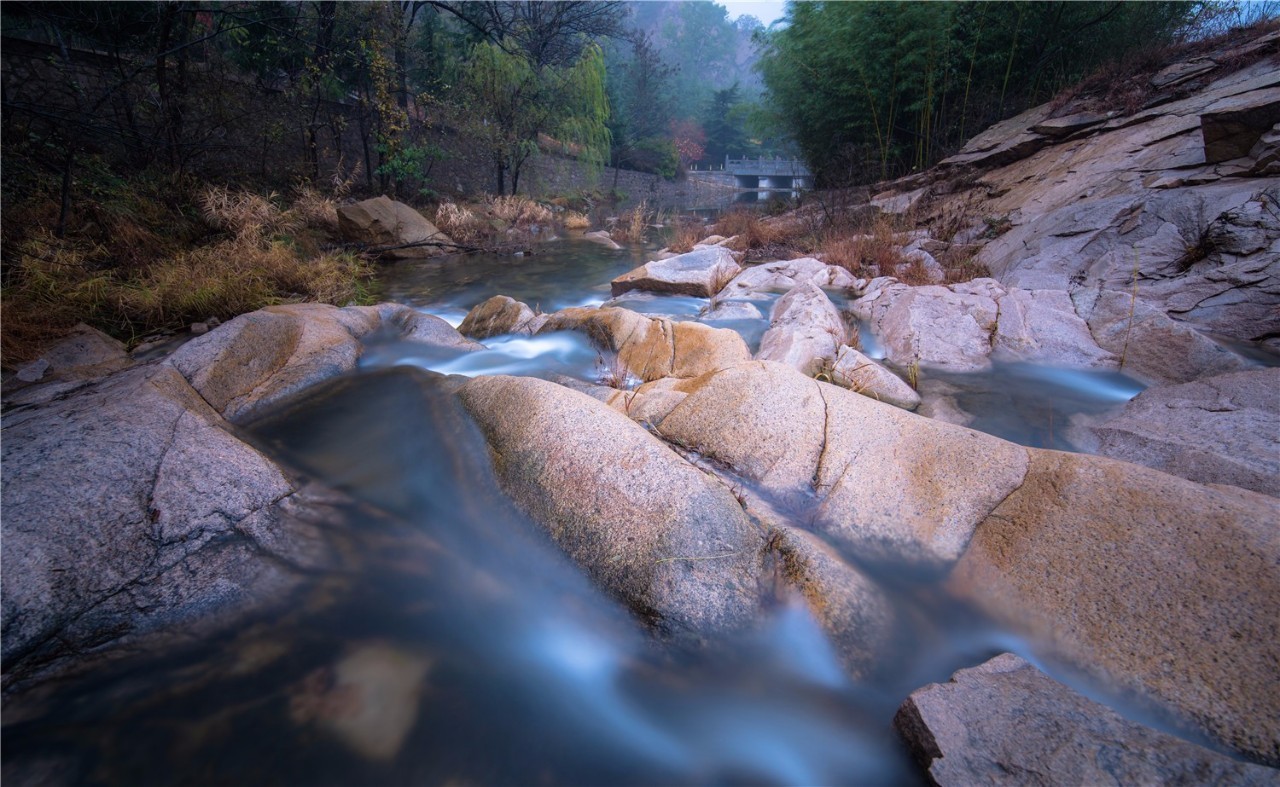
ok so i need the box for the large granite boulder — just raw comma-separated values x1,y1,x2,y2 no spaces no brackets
652,362,1029,568
992,288,1116,369
337,196,454,259
756,282,849,375
169,303,481,422
457,295,545,339
716,257,855,300
949,450,1280,765
1,364,339,693
610,247,742,298
455,375,766,637
894,653,1280,785
852,278,1003,371
828,346,921,411
1072,366,1280,496
12,323,133,385
538,306,751,383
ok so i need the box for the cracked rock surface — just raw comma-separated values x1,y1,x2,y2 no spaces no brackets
1,364,338,693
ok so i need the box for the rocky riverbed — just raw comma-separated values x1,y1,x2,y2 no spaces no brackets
3,30,1279,787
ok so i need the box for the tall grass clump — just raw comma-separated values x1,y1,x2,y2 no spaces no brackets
611,200,653,244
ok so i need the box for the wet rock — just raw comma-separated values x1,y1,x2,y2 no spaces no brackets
1,365,336,692
915,379,974,426
654,362,1029,568
611,247,742,298
1072,287,1248,385
829,346,920,411
949,450,1280,765
538,306,750,383
756,282,849,375
15,358,48,383
169,303,480,422
458,295,543,339
191,321,210,335
337,196,454,259
456,375,766,637
767,526,897,679
894,653,1280,786
1073,367,1280,496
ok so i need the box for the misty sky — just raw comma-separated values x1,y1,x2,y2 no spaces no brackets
719,0,789,27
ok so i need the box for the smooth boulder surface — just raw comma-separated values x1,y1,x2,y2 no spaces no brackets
337,196,454,259
610,246,742,298
538,306,750,383
456,375,766,637
654,362,1030,568
894,653,1280,786
949,450,1280,765
829,346,921,410
169,303,481,422
1073,367,1280,496
457,295,544,339
1,364,339,693
852,278,1002,371
756,282,849,375
716,257,855,300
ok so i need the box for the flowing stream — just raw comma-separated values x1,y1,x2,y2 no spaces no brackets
7,238,1204,785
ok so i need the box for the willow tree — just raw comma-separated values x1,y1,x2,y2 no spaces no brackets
460,39,609,194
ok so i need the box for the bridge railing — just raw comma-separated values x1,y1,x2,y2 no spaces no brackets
724,157,811,176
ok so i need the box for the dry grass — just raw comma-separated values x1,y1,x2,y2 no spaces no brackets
3,186,374,366
562,210,591,229
666,217,705,254
487,194,553,225
611,200,653,244
434,201,489,244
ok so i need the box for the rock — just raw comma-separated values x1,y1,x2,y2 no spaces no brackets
901,249,945,283
697,234,727,245
1200,93,1280,163
654,362,1029,568
191,322,209,335
916,379,974,426
169,303,480,422
456,375,766,637
457,295,543,339
1151,58,1218,89
1,364,337,692
894,653,1280,786
1029,110,1110,137
610,246,742,298
756,282,849,376
582,229,623,249
337,196,454,259
829,346,921,410
604,376,700,426
1072,287,1248,385
538,307,750,383
699,300,764,321
716,257,849,299
852,279,1002,371
993,288,1116,369
15,359,48,383
949,450,1280,765
871,187,929,215
1075,367,1280,496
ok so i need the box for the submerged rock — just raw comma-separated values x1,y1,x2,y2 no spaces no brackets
894,653,1280,786
950,450,1280,765
1073,366,1280,496
457,375,767,638
610,246,742,298
756,282,849,375
337,196,454,258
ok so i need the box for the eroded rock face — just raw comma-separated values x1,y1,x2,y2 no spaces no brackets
458,295,544,339
829,346,921,411
456,375,766,637
1073,366,1280,496
894,654,1280,786
538,306,750,382
337,196,454,258
756,282,849,375
610,247,742,298
1,364,338,692
653,362,1029,568
949,450,1280,765
169,303,481,422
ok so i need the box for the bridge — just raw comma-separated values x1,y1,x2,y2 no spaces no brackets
725,156,812,190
